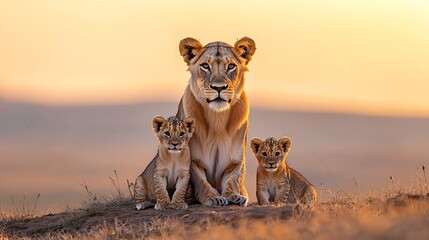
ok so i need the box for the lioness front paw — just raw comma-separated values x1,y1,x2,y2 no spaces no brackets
170,202,188,210
226,194,248,206
204,196,229,206
154,201,169,210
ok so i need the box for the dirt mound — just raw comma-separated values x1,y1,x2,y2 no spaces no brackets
3,194,429,239
2,200,295,238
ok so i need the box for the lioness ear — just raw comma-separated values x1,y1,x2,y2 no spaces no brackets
183,117,196,136
250,137,264,154
234,37,256,64
152,115,167,134
179,37,203,65
278,136,292,154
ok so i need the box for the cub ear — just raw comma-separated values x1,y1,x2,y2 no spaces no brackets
278,136,292,154
234,37,256,64
250,137,264,154
183,117,196,136
152,115,167,134
179,37,203,65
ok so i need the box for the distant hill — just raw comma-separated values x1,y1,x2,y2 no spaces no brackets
1,100,428,213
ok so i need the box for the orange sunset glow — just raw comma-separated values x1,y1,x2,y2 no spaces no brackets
1,0,428,116
2,3,429,236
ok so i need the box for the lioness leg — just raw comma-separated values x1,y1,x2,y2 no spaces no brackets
191,160,228,206
221,162,248,206
240,184,248,199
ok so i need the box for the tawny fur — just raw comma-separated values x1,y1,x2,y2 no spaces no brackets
251,137,317,206
133,116,195,210
176,37,256,206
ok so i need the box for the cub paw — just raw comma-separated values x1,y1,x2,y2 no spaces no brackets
135,201,154,210
227,194,248,206
170,202,188,210
204,196,229,206
154,202,169,210
274,201,287,207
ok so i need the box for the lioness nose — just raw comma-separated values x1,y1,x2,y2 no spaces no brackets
210,84,228,93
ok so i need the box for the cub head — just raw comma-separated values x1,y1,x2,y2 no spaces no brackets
152,115,196,154
250,136,292,172
179,37,256,112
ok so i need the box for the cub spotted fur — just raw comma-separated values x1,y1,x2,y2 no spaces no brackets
133,115,195,210
251,136,317,206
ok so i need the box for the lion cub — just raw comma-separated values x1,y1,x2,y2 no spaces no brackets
251,136,317,206
133,115,195,210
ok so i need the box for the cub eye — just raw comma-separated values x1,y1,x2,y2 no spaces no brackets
275,152,280,157
227,63,236,71
179,132,185,137
200,63,210,71
262,152,268,157
163,132,171,137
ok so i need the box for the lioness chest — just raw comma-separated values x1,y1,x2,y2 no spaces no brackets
200,131,241,189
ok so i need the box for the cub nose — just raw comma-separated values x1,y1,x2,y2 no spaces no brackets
210,84,228,93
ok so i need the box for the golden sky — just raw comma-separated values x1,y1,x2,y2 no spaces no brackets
1,0,428,116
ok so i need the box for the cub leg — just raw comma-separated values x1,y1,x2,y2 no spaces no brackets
273,182,291,206
154,170,170,210
133,176,154,210
170,169,190,209
301,186,317,206
256,185,270,206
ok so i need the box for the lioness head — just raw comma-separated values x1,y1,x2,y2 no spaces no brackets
251,136,292,172
152,115,196,154
179,37,256,112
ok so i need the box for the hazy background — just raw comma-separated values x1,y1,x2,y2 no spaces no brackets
1,0,428,214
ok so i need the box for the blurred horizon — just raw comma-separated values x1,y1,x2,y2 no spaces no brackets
1,0,429,117
3,96,429,119
1,100,429,214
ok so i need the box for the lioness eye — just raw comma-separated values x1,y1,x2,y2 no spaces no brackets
164,132,171,137
200,63,210,71
179,132,185,137
262,152,268,157
275,152,280,157
227,63,236,70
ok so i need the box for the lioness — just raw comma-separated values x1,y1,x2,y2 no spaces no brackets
250,136,317,206
133,115,195,210
176,37,256,206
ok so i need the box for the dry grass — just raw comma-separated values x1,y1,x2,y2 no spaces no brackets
1,169,429,240
9,193,427,240
0,194,41,222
